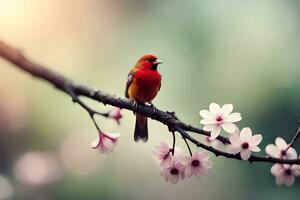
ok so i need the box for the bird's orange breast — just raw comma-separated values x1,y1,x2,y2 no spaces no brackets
128,69,161,103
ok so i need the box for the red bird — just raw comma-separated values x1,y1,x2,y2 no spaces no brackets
125,54,162,142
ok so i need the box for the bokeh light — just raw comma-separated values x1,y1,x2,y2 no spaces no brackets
13,151,62,186
0,175,14,200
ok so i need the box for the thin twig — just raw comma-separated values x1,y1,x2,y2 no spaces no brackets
285,123,300,152
171,132,176,156
66,85,109,132
182,135,193,156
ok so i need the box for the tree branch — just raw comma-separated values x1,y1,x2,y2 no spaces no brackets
0,40,299,165
285,122,300,152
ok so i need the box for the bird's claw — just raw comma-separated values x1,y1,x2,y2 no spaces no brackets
132,100,138,111
149,103,157,114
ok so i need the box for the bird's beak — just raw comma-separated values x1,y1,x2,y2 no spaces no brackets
153,59,163,65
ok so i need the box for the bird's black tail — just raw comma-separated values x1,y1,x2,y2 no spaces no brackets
134,114,148,142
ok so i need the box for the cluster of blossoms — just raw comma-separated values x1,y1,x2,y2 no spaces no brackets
90,104,300,187
153,142,213,184
266,137,300,186
199,103,300,186
200,103,262,160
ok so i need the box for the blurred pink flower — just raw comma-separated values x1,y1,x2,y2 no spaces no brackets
160,159,185,184
152,141,182,168
271,164,300,186
265,137,297,159
108,107,122,124
183,151,213,178
200,103,242,139
91,131,120,154
227,128,262,160
153,142,172,167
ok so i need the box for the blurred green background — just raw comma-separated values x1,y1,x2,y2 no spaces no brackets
1,0,300,199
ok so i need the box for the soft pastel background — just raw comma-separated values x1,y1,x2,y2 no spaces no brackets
0,0,300,199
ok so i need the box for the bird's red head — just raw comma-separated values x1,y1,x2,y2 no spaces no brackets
136,54,163,70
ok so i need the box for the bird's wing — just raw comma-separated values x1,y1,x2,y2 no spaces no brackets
125,69,136,98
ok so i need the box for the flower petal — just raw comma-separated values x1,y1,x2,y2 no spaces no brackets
226,113,242,123
102,138,115,153
104,132,121,140
199,109,213,119
275,176,285,185
184,165,193,177
210,126,221,140
240,127,252,141
169,175,179,184
221,104,233,116
265,144,280,157
209,103,221,115
197,151,210,160
271,164,283,176
160,155,173,168
229,132,241,146
222,123,237,133
249,146,261,152
275,137,287,149
91,137,100,149
202,160,213,169
249,134,262,146
160,141,169,149
291,165,300,176
240,149,251,160
200,118,215,125
285,176,295,186
286,148,298,159
203,124,216,131
227,145,241,154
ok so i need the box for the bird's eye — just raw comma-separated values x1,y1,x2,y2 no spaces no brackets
147,58,155,62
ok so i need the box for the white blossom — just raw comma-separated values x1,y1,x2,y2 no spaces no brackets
200,103,242,139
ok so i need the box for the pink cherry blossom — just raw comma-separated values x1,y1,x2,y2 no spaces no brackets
183,151,213,178
271,164,300,186
108,107,122,124
265,137,297,159
152,142,182,168
160,159,185,184
200,103,242,139
91,131,120,154
227,128,262,160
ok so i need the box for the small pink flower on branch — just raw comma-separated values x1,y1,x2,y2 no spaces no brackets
227,128,262,160
160,159,185,184
152,141,182,168
91,131,120,154
183,151,213,178
200,103,242,139
271,164,300,186
108,107,122,124
265,137,297,159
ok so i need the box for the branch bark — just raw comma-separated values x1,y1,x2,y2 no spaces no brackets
0,40,299,165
